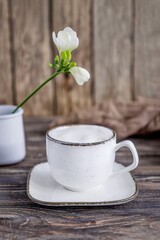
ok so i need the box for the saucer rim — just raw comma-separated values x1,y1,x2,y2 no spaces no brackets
27,162,138,207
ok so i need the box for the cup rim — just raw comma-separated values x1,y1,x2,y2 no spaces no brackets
46,124,116,146
0,105,23,119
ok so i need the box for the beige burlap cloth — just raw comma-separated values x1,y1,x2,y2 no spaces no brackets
49,97,160,139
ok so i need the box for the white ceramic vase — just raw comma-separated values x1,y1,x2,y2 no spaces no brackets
0,105,26,165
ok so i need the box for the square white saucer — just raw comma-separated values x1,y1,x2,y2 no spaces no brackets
27,162,138,206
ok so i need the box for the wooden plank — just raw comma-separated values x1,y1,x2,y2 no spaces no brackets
0,206,160,239
52,0,92,115
135,0,160,98
0,204,159,239
0,0,13,104
94,0,133,103
11,0,54,116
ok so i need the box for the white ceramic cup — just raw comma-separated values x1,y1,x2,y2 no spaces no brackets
0,105,26,165
46,125,139,192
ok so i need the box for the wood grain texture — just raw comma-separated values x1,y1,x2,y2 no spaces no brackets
135,0,160,98
11,0,54,116
1,0,160,116
94,0,133,103
0,0,13,104
52,0,92,115
0,118,160,239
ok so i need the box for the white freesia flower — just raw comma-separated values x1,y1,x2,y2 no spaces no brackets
13,27,90,113
70,67,90,85
52,27,79,52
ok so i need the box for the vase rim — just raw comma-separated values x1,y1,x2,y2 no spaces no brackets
0,105,23,119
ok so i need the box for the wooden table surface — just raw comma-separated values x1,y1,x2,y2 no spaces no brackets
0,118,160,240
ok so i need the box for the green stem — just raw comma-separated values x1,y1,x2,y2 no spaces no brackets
12,70,61,113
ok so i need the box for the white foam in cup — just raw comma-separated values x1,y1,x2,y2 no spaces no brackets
48,125,114,144
46,124,139,192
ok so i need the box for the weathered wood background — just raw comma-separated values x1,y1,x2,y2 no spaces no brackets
0,0,160,116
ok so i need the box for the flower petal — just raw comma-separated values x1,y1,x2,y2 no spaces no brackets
63,27,77,37
70,67,90,85
52,27,79,52
52,32,57,45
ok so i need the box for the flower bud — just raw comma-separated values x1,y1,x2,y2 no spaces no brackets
48,63,53,68
70,66,90,85
54,55,59,64
52,27,79,52
70,62,77,68
60,51,67,60
66,50,72,61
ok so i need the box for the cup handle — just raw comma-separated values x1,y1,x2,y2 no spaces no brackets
112,140,139,176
